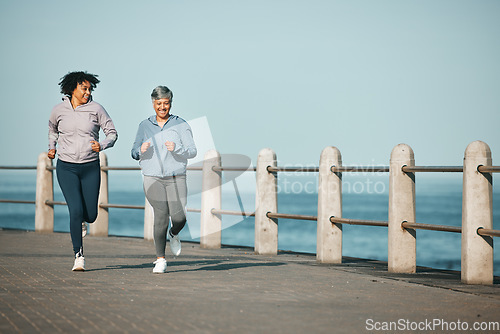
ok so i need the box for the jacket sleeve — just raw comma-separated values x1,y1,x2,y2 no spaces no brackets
131,122,145,161
172,122,197,160
97,108,118,150
48,109,59,150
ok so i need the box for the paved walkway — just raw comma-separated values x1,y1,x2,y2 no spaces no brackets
0,229,499,333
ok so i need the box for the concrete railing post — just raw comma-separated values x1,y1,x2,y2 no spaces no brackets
35,153,54,233
317,146,342,263
200,150,222,249
388,144,416,273
92,152,109,237
144,197,154,241
255,148,278,255
462,140,493,285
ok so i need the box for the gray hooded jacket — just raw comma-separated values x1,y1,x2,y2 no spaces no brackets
48,96,118,163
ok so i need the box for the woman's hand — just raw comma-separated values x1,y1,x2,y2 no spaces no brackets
141,141,151,153
48,149,56,159
90,141,101,153
165,141,175,152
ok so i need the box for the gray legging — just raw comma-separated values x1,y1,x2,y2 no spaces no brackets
143,175,187,257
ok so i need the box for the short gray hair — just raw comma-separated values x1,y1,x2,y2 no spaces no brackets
151,86,173,101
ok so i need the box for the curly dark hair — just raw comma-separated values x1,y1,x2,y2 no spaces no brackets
58,71,100,96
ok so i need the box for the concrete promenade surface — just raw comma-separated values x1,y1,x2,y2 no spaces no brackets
0,230,499,334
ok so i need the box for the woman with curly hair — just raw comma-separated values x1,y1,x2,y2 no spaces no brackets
48,71,118,271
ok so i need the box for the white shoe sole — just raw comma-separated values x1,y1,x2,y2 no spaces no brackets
153,259,167,273
153,270,166,274
73,256,85,271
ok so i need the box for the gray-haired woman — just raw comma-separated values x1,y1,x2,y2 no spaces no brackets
131,86,197,273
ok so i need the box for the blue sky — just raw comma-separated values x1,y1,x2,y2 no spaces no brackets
1,0,499,168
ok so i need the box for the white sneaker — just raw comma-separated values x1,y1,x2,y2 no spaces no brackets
72,255,85,271
82,222,88,238
169,232,181,256
153,258,167,273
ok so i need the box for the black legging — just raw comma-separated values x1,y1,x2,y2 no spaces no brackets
56,159,100,255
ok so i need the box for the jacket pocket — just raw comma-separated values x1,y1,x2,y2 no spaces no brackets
88,113,99,124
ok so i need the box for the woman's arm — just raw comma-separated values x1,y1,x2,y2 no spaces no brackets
48,111,59,159
131,123,145,160
172,122,197,159
98,108,118,150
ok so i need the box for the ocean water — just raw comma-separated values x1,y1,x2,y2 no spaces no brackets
1,170,499,275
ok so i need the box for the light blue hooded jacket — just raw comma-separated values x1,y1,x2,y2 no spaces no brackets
131,115,197,177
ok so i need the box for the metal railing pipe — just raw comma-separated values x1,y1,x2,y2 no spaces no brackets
477,165,500,173
212,166,256,172
211,208,255,217
331,166,389,173
330,217,388,227
100,166,140,171
99,203,145,210
402,166,463,173
0,166,37,170
100,166,204,171
266,166,319,173
45,200,66,206
0,199,36,204
477,228,500,238
266,212,317,221
401,221,461,233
